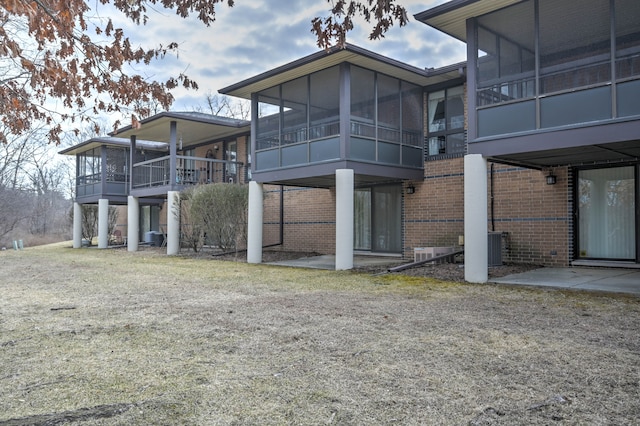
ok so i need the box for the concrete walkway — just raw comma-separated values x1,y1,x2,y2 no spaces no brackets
492,267,640,296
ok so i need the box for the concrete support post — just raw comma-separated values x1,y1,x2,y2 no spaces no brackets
98,199,109,249
464,154,488,283
247,181,264,264
167,191,180,255
73,202,82,248
127,196,139,252
335,169,354,270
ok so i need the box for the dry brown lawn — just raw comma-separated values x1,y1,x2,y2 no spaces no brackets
0,244,638,425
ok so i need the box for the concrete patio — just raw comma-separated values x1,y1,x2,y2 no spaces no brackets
268,255,640,296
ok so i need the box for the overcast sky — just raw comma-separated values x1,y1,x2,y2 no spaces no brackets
97,0,467,112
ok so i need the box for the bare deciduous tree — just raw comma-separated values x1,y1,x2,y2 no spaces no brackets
1,0,407,144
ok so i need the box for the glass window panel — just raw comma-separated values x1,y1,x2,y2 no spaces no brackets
257,86,280,150
540,86,611,128
617,79,640,117
351,66,375,123
402,145,423,168
539,0,611,93
428,90,445,132
310,66,340,138
428,136,445,156
578,166,635,259
354,189,372,251
350,137,376,162
476,0,535,102
310,138,340,162
446,86,465,130
477,100,536,137
616,0,640,79
282,76,308,145
377,74,400,140
446,133,466,155
401,82,423,145
372,185,402,253
477,27,498,84
378,141,400,164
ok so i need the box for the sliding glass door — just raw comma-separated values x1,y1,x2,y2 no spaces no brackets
354,185,402,253
577,166,636,260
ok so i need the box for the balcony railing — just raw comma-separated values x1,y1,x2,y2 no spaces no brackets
132,155,244,189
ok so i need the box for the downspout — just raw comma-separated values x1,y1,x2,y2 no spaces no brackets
490,162,495,232
279,185,284,246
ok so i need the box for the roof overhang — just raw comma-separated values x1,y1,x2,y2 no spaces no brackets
471,119,640,169
219,43,465,99
251,160,423,189
110,112,250,147
414,0,522,42
58,137,167,156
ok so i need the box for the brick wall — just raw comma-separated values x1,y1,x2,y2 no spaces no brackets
490,164,571,266
263,184,336,254
257,161,572,266
404,158,465,260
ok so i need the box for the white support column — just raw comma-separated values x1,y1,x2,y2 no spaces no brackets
335,169,354,270
247,181,264,264
98,199,109,249
167,191,180,255
127,196,139,252
73,202,82,248
464,154,488,283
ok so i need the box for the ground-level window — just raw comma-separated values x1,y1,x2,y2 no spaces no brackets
577,166,636,260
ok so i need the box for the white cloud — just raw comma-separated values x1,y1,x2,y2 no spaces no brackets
92,0,466,113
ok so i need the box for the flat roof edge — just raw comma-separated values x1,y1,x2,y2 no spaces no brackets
219,43,431,96
414,0,481,23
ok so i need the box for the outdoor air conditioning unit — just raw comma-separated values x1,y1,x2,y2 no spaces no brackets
414,247,455,264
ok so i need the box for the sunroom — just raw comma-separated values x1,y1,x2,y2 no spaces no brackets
220,44,462,269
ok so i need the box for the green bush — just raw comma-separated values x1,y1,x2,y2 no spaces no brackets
182,183,249,253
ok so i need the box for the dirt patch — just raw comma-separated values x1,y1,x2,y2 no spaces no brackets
0,244,638,425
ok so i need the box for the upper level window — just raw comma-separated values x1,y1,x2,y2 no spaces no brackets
78,147,101,183
427,86,465,158
539,0,611,94
477,0,535,106
616,0,640,80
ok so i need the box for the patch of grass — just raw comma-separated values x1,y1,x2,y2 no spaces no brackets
0,243,639,425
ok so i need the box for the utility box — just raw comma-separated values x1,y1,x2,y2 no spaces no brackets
488,232,503,267
414,247,455,264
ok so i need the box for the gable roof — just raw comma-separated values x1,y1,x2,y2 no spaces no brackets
219,43,464,99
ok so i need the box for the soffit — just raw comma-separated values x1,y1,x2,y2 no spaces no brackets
219,44,461,100
489,140,640,169
414,0,521,42
58,137,166,156
255,173,410,189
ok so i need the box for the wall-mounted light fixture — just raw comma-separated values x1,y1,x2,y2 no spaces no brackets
546,170,557,185
406,184,416,194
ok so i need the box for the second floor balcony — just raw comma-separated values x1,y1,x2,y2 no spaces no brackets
132,155,245,193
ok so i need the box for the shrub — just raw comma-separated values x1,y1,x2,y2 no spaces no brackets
182,183,249,253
